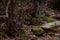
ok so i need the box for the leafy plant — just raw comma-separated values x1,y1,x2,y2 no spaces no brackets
32,27,45,36
14,29,28,39
31,18,40,25
36,13,46,21
31,13,46,25
19,29,28,37
47,17,56,23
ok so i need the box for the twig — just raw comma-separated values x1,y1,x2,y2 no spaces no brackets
6,0,11,17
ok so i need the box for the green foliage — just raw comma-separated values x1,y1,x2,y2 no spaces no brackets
14,29,28,39
47,17,56,23
32,27,45,36
31,13,46,25
19,29,28,38
0,32,7,38
31,18,40,25
36,13,46,21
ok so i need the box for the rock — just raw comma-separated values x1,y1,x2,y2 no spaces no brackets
41,21,60,28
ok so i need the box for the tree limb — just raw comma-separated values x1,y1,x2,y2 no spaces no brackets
6,0,11,17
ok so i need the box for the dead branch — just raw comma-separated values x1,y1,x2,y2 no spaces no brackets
6,0,11,17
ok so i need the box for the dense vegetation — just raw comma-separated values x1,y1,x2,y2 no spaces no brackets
0,0,60,40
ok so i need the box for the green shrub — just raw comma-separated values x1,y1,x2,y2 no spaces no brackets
47,17,56,23
14,29,28,39
32,27,45,36
36,13,46,21
19,29,28,38
31,18,40,25
31,13,46,25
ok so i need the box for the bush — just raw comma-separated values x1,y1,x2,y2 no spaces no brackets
31,13,46,25
19,29,28,38
32,27,45,36
31,18,40,25
14,29,28,39
36,13,46,21
47,17,56,23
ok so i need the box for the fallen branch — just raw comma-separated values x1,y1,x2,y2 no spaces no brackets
41,21,60,28
6,0,11,17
